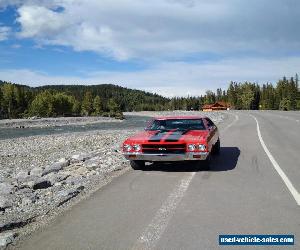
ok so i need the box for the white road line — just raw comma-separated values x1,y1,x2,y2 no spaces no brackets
250,114,300,206
132,172,195,250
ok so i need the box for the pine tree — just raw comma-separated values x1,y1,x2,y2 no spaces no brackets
29,90,54,117
93,95,103,115
227,82,237,108
81,91,93,116
107,98,120,113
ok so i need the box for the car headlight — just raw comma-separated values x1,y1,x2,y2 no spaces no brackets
133,144,141,151
123,144,132,152
188,144,196,151
198,144,206,151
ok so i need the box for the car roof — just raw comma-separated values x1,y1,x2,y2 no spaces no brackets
153,116,206,120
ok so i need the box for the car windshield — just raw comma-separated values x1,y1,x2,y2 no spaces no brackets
147,119,206,131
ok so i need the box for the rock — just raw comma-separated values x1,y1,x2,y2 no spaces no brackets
33,178,52,190
0,183,13,196
0,196,12,211
48,172,70,184
56,186,84,207
19,180,35,189
64,176,83,186
30,167,43,177
87,170,97,177
15,170,37,184
54,182,62,187
42,163,63,176
70,154,86,163
58,158,69,168
71,154,80,160
18,191,37,206
0,232,17,248
84,157,100,170
73,166,89,176
70,153,96,163
0,217,35,232
15,170,30,182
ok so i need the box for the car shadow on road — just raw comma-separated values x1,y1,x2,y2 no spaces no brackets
140,147,240,172
209,146,240,172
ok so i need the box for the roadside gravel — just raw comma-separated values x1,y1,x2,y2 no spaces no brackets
0,116,122,129
124,110,225,124
0,129,136,249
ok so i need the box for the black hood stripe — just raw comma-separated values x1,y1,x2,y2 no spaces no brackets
148,131,168,142
164,131,185,142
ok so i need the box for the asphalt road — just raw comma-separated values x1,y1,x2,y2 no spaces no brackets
18,111,300,250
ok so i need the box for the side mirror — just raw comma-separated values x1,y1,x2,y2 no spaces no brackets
208,125,215,131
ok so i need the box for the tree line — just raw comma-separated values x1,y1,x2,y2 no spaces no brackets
226,75,299,110
0,75,299,119
0,82,169,119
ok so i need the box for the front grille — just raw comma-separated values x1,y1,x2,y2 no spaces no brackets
142,144,186,154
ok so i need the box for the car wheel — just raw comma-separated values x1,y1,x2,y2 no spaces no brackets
130,160,145,170
212,138,220,155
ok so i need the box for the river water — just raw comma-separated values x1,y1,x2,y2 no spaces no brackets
0,115,152,140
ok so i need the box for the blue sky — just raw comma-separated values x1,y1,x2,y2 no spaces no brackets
0,0,300,96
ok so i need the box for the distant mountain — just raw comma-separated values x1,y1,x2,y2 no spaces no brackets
36,84,170,111
0,81,170,119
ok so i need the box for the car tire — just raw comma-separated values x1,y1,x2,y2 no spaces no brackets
130,160,145,170
212,138,221,155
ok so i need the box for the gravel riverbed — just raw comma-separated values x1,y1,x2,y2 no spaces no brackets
124,110,225,123
0,111,225,248
0,116,122,129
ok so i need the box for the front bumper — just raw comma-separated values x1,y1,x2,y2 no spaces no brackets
123,152,209,162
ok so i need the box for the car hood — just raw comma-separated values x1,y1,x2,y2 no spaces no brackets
125,130,209,144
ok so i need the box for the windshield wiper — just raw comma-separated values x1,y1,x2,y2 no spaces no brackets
153,128,171,134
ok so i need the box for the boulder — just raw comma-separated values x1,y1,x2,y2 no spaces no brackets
0,217,34,232
33,178,52,190
42,163,63,176
56,186,84,207
58,158,69,168
0,183,13,196
0,232,17,248
64,176,83,186
21,181,35,189
48,172,70,184
15,170,29,182
30,167,43,177
70,154,87,163
0,196,12,211
84,157,100,170
70,153,97,163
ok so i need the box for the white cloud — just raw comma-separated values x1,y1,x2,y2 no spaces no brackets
0,0,62,9
1,56,300,97
1,0,299,95
6,0,299,60
0,26,10,41
17,5,67,38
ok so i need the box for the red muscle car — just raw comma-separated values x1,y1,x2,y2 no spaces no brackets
122,116,220,170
